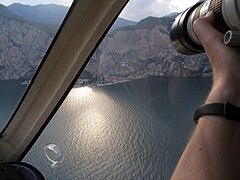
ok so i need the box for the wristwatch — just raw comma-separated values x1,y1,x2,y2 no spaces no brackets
194,102,240,124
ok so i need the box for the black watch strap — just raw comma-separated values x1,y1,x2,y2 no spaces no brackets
194,102,240,124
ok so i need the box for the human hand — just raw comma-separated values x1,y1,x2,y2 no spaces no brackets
193,11,240,105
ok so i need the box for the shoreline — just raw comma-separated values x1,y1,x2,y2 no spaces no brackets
0,76,212,87
73,76,211,89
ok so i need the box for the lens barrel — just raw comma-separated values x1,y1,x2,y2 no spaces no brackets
209,0,228,33
170,2,205,55
170,0,240,55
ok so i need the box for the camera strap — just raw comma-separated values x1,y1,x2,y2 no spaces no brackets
194,102,240,124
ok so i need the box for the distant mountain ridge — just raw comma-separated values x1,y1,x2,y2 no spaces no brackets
0,4,60,36
111,18,136,31
4,3,137,34
0,4,23,20
8,3,69,25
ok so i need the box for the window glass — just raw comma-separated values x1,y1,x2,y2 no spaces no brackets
0,1,72,130
22,0,211,179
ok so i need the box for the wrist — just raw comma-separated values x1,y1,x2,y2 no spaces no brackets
205,79,240,106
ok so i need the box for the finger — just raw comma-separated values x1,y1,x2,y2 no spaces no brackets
201,11,216,24
193,12,224,53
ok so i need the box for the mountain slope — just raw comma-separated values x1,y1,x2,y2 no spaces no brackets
111,17,137,31
0,16,52,80
84,16,211,82
0,4,23,20
8,3,69,25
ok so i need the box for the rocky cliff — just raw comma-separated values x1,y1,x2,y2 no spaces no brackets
84,16,211,83
0,11,211,81
0,16,52,80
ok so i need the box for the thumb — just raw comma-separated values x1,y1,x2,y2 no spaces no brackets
193,11,224,53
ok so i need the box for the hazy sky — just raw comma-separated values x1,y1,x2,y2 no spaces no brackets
1,0,199,21
121,0,199,21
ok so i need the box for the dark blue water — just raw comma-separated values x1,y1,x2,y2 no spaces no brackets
0,80,27,129
0,77,211,179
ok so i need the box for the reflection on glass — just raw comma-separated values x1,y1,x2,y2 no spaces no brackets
44,144,64,168
0,1,72,130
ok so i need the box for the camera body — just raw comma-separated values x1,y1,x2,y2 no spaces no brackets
170,0,240,55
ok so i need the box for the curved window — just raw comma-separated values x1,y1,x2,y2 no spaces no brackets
3,0,211,179
0,1,72,130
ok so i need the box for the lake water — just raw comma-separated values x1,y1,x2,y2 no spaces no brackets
0,77,211,179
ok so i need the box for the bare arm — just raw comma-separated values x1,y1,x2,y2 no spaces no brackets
171,12,240,180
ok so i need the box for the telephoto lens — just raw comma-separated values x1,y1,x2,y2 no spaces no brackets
170,0,240,55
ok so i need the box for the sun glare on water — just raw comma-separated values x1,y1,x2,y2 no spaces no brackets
71,86,93,99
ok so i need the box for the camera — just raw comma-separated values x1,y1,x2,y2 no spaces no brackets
170,0,240,55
